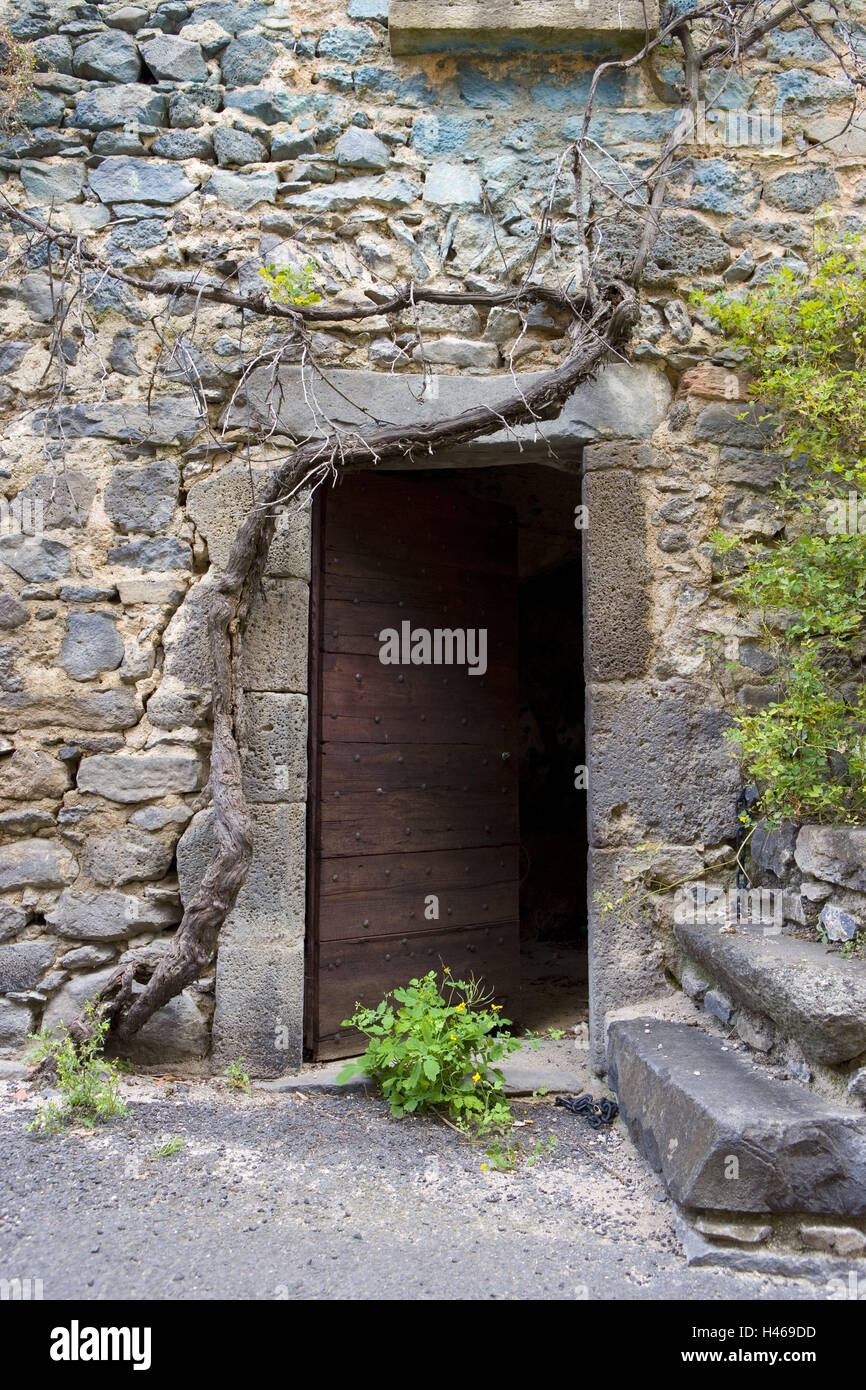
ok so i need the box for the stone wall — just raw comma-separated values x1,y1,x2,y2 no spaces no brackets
0,0,862,1073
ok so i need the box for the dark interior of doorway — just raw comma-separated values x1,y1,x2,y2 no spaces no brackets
415,462,589,1036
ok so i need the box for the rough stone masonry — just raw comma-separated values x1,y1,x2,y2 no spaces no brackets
0,0,864,1088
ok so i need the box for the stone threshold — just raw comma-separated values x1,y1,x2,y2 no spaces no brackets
672,1206,865,1280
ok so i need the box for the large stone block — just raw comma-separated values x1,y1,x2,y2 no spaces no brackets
117,988,210,1063
58,612,124,682
46,889,181,940
84,827,175,888
37,397,203,446
177,802,306,947
186,464,311,578
239,364,671,462
795,825,866,892
104,460,180,536
43,966,118,1034
77,751,204,803
587,686,741,847
241,578,308,693
0,942,54,992
609,1019,866,1215
587,847,667,1067
582,469,651,682
1,747,69,799
0,996,34,1051
0,840,77,891
241,694,307,803
676,921,866,1066
0,691,139,732
212,940,304,1074
89,157,196,206
389,0,658,52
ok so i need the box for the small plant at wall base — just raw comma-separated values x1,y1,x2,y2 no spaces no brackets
697,230,866,826
26,1005,128,1134
338,971,522,1136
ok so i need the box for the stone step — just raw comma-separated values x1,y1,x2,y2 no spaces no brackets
675,920,866,1065
608,1019,866,1216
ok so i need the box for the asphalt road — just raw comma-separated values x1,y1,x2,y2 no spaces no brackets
0,1075,828,1301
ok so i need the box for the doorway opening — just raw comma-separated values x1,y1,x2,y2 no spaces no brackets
433,464,588,1037
305,461,588,1059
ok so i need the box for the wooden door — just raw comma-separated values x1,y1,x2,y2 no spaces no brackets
306,472,521,1059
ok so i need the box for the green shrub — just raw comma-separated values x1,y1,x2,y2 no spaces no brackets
27,1005,128,1134
696,229,866,825
338,970,522,1134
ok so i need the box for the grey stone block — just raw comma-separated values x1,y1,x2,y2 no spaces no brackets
72,86,166,132
582,470,651,682
37,396,203,446
0,591,28,631
84,827,175,888
587,847,667,1067
140,34,209,81
695,403,777,449
587,687,741,847
43,966,118,1034
118,987,210,1063
177,802,306,947
77,751,204,803
0,943,54,992
819,902,858,943
0,904,30,944
220,32,275,85
675,921,866,1066
104,461,180,536
108,538,192,571
20,159,84,205
202,169,278,209
239,364,671,460
46,889,181,940
212,940,303,1075
241,578,308,693
58,612,124,681
0,536,70,583
0,997,34,1051
390,0,656,51
241,693,307,803
89,157,196,206
795,825,866,892
0,840,78,891
19,471,98,530
609,1019,866,1215
73,31,141,82
336,126,390,171
2,747,69,799
750,819,797,878
0,690,138,732
213,126,268,167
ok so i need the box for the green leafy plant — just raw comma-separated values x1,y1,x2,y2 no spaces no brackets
338,970,522,1135
695,229,866,825
148,1134,185,1159
224,1059,251,1093
26,1005,128,1134
259,258,322,306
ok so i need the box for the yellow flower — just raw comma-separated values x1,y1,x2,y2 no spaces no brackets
443,966,451,973
480,1163,487,1171
450,1032,456,1041
492,1004,502,1011
472,1071,481,1082
455,1002,465,1013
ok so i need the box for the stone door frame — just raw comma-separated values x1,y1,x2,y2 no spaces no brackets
195,364,676,1076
